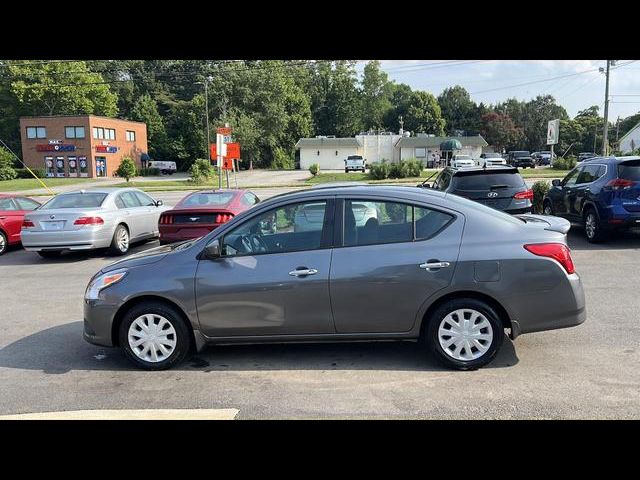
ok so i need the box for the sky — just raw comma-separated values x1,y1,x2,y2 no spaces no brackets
355,60,640,121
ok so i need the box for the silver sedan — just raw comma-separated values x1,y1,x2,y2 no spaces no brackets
21,188,169,258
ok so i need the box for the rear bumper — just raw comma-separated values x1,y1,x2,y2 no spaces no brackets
21,227,113,251
159,224,218,244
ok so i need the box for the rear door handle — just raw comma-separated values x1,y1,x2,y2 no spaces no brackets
419,261,450,271
289,268,318,277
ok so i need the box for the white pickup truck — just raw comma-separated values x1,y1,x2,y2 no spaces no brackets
147,160,177,175
344,155,366,173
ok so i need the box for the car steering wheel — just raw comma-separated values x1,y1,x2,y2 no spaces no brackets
240,234,268,254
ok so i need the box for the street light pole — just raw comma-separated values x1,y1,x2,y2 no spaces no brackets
602,60,611,156
204,79,211,164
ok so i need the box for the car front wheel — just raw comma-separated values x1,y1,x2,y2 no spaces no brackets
119,301,192,370
427,298,504,370
0,231,7,256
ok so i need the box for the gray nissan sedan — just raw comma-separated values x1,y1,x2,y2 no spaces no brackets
83,185,586,371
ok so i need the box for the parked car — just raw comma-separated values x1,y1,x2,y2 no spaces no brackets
83,184,585,371
344,155,366,173
577,152,597,163
507,151,535,168
147,160,177,175
451,154,475,168
21,188,168,258
159,189,260,245
418,165,533,214
543,156,640,242
536,151,554,166
0,194,42,256
477,152,507,167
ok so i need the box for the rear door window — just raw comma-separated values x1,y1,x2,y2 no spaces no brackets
576,164,604,184
0,198,17,210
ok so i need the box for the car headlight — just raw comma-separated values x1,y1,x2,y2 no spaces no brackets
85,269,128,300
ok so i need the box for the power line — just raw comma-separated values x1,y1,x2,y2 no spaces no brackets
470,67,601,95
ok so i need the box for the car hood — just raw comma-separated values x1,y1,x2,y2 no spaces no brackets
101,243,183,273
515,214,571,234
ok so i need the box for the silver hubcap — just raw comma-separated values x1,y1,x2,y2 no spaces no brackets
117,228,129,252
438,309,493,361
544,205,552,215
128,314,177,363
585,214,596,238
0,234,5,252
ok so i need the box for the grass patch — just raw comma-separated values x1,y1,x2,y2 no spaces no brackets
306,170,438,185
520,168,569,178
0,177,94,192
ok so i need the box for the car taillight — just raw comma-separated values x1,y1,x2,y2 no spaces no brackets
524,243,575,275
21,219,35,229
74,216,104,226
160,214,173,225
215,213,234,224
605,178,634,190
514,189,534,200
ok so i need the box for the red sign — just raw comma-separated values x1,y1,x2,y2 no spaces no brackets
216,127,232,136
222,158,234,170
95,145,118,153
210,142,240,160
36,144,76,152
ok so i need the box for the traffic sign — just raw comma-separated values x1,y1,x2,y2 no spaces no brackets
547,119,559,145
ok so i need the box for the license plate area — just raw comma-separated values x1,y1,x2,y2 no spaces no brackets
41,221,65,230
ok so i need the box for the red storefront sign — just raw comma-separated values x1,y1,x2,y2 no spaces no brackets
36,144,76,152
95,145,118,153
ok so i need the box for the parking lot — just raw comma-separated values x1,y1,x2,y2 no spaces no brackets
1,189,640,419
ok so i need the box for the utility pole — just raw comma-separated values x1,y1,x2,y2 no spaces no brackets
204,80,211,165
602,60,612,156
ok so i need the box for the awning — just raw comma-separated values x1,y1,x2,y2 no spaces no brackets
440,139,462,151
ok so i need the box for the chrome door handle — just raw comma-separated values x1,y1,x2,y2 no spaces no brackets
419,261,450,270
289,268,318,277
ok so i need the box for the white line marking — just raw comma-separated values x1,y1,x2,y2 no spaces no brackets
0,409,239,420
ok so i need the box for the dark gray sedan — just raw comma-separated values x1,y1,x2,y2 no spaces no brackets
83,185,586,371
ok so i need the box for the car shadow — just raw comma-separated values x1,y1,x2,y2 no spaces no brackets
0,321,519,374
567,228,640,251
0,239,159,266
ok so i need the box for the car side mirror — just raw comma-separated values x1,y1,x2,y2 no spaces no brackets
419,183,431,188
552,179,561,187
204,239,221,259
155,200,164,207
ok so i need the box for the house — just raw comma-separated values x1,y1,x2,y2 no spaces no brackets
619,120,640,153
295,132,489,170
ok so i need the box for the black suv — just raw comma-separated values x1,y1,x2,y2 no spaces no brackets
507,151,535,168
418,166,533,214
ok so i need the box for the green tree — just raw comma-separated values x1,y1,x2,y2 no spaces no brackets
130,94,168,159
7,60,118,116
404,91,445,135
437,86,479,134
116,156,137,182
480,112,523,152
0,146,17,181
361,61,393,131
384,83,414,132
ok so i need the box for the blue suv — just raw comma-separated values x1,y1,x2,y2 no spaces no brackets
543,156,640,242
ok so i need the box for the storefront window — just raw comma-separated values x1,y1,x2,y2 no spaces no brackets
78,156,88,177
44,156,54,177
55,156,65,177
68,156,78,177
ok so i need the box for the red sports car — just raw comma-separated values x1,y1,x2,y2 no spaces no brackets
0,194,42,256
159,189,260,245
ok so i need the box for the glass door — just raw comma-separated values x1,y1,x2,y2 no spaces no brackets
95,156,107,177
78,156,88,177
44,156,54,177
68,156,78,177
55,156,65,177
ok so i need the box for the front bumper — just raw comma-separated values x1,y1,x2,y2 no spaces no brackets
83,298,120,347
22,226,113,251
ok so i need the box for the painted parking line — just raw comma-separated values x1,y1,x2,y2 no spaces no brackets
0,408,239,420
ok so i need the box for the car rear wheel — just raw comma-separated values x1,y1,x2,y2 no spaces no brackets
38,250,62,258
109,224,130,255
119,301,191,370
427,298,504,370
0,231,7,256
584,209,608,243
543,200,554,216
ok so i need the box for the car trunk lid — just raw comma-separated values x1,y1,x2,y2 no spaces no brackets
24,208,104,232
515,214,571,235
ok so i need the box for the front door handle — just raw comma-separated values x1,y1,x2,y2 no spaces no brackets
419,261,450,271
289,268,318,277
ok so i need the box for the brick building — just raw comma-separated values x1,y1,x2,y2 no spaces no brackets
19,115,148,179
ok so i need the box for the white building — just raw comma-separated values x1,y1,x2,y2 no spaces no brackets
619,120,640,153
296,133,489,170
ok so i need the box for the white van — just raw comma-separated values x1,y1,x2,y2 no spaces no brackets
148,161,177,175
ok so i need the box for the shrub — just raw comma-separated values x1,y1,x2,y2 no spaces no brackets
271,147,294,170
532,180,550,214
309,163,320,176
387,159,423,179
369,161,391,180
15,167,46,179
116,156,137,182
138,167,161,177
403,158,423,177
189,158,215,184
0,147,17,181
552,156,576,170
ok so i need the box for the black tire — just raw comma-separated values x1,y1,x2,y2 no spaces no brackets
0,231,7,256
583,208,608,243
118,301,192,371
109,224,130,256
426,298,504,370
542,200,554,216
345,169,349,173
38,250,62,258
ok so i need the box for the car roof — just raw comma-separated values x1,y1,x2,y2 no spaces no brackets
448,165,518,174
582,155,640,164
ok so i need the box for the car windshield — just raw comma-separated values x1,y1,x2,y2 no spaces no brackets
512,151,530,156
453,172,525,190
618,160,640,181
41,193,107,209
485,153,502,158
181,192,235,207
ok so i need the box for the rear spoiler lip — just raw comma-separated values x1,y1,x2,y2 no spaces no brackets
514,213,571,235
